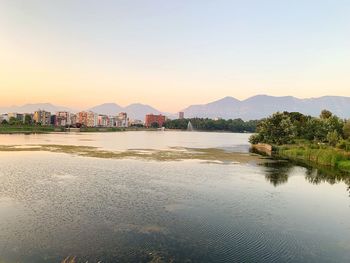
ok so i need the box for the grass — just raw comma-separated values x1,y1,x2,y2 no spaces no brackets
276,143,350,173
0,125,56,134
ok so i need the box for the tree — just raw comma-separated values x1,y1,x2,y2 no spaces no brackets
24,114,32,125
250,112,297,145
326,130,339,146
343,121,350,139
150,122,159,128
320,109,333,119
9,117,19,125
1,119,8,125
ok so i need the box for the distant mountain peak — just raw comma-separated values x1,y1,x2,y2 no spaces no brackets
88,102,163,120
183,95,350,120
0,103,75,114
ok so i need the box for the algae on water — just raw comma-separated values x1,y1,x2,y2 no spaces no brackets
0,144,266,164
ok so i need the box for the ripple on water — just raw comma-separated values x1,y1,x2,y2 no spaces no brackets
0,151,349,262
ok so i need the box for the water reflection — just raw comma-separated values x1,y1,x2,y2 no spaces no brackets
0,132,350,262
262,161,291,186
262,160,350,196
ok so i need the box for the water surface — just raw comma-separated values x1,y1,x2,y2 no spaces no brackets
0,132,349,262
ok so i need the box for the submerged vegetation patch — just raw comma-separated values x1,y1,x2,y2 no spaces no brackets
0,144,266,164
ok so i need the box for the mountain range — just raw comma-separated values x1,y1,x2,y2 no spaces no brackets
182,95,350,120
88,103,164,120
0,103,75,115
1,95,350,120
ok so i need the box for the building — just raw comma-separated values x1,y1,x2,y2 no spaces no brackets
33,110,51,125
55,111,71,127
109,116,117,127
8,112,24,123
145,114,166,128
70,114,77,127
0,114,9,122
98,115,110,127
77,111,98,127
116,112,128,127
178,112,185,119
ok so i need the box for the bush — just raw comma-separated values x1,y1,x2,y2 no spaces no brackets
249,134,261,144
337,139,350,151
326,130,340,147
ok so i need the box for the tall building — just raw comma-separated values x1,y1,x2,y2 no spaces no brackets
70,114,77,127
98,115,110,127
109,116,117,127
55,111,71,127
178,112,185,119
77,111,98,127
33,110,51,125
116,112,128,127
145,114,166,128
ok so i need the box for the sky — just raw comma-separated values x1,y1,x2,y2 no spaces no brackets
0,0,349,112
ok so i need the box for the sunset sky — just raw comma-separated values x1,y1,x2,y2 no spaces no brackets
1,0,349,112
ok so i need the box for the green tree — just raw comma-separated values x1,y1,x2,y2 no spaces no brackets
326,130,339,146
1,119,8,125
150,122,159,128
9,117,20,125
320,109,333,119
24,114,32,125
342,120,350,139
251,112,297,145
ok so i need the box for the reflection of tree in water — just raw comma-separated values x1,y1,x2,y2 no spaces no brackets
263,160,350,197
263,161,292,186
304,166,350,197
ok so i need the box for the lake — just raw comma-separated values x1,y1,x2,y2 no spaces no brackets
0,131,349,262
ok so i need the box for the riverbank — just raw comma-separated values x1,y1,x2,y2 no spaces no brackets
0,126,57,134
277,144,350,173
253,143,350,174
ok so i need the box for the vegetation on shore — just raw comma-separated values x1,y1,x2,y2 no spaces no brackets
0,122,157,134
250,110,350,173
165,118,258,132
0,124,57,134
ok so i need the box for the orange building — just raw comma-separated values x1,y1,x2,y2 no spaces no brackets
145,114,166,128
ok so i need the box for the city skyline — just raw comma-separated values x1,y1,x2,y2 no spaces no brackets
1,1,350,112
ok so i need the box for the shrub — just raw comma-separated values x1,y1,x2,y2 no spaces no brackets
326,130,340,147
337,139,350,151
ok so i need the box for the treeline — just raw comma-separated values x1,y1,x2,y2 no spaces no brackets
1,116,33,126
250,110,350,148
165,118,258,133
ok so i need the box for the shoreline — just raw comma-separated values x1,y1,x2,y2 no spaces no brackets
252,143,350,174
